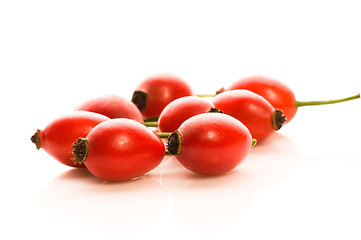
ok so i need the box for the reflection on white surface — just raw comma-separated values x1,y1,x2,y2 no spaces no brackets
37,169,167,236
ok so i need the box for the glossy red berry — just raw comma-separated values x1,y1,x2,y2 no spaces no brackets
75,94,144,123
223,75,360,123
167,113,253,175
212,89,286,142
157,96,215,133
72,118,165,181
132,75,193,120
223,76,297,123
31,111,110,168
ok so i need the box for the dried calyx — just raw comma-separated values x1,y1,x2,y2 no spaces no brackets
72,137,89,164
207,107,223,113
131,91,147,111
31,129,41,150
272,109,287,130
167,131,182,155
215,87,225,95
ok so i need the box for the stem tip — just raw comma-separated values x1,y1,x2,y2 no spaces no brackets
252,139,257,147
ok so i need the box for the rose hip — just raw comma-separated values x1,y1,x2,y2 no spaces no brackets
221,75,360,123
167,113,254,175
72,118,165,181
31,111,110,168
132,74,193,120
75,94,144,123
213,89,286,142
157,96,216,132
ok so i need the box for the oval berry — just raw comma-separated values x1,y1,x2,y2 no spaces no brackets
132,75,193,119
31,111,110,168
158,96,215,133
75,94,144,123
224,76,360,123
167,113,253,175
72,118,165,181
212,89,286,142
225,76,297,123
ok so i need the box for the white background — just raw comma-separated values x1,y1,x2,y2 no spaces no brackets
1,1,361,239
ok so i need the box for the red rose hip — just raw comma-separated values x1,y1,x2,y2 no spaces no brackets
75,94,144,123
213,89,286,142
31,111,110,167
167,113,254,175
223,75,360,123
157,96,215,133
132,74,193,120
72,118,166,181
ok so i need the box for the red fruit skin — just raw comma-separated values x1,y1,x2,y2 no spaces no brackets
39,111,110,168
84,119,165,181
227,76,297,123
213,89,276,142
75,94,144,123
176,113,252,175
158,96,215,133
134,75,193,119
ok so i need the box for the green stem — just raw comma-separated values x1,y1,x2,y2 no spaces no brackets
252,139,257,147
196,94,216,98
295,93,360,107
144,116,159,122
144,121,158,127
156,132,172,138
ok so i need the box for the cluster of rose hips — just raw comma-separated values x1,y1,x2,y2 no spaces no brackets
31,75,360,182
